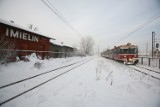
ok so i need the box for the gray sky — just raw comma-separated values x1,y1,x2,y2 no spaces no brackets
0,0,160,52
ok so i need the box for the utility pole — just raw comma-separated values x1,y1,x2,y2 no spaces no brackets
152,31,155,58
146,42,148,56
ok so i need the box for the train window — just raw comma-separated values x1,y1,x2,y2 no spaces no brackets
128,49,134,54
128,48,138,54
114,49,120,54
120,49,127,54
135,48,138,54
120,49,123,54
124,49,128,54
120,48,138,54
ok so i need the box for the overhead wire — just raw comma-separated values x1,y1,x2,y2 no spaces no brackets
46,0,66,20
41,0,82,38
114,13,160,44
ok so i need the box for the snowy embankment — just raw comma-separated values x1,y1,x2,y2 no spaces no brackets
0,55,160,107
0,54,89,86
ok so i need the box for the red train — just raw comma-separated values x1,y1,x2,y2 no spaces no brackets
101,43,139,65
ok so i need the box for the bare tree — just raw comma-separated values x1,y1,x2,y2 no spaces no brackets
80,36,95,55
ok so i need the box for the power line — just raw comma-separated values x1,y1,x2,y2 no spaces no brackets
115,13,160,44
41,0,82,38
46,0,66,20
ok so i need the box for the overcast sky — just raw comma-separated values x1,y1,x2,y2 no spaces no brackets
0,0,160,52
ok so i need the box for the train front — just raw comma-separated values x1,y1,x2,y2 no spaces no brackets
119,44,139,65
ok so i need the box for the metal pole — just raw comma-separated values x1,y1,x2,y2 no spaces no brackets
159,59,160,69
152,32,155,58
146,42,148,57
141,57,143,65
152,32,154,58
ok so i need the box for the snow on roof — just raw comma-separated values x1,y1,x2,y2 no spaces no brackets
0,18,55,40
63,45,74,49
50,39,63,46
115,43,137,49
50,39,74,48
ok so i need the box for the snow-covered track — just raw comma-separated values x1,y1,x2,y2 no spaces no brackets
0,59,88,90
135,65,160,74
103,57,160,80
128,65,160,80
0,58,93,106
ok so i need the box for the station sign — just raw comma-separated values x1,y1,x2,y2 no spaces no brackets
6,28,39,42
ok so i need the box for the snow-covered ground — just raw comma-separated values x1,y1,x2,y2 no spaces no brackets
0,55,160,107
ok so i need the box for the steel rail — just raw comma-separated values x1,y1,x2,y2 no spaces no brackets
0,58,93,106
0,59,88,89
129,66,160,80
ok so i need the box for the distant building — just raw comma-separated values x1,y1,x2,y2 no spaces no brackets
50,43,63,58
49,42,74,58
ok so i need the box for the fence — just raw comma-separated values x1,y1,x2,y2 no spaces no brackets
138,57,160,69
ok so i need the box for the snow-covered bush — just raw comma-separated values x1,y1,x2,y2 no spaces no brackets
26,53,44,69
34,62,43,69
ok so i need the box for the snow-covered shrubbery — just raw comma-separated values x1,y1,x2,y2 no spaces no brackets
26,53,44,69
34,62,43,69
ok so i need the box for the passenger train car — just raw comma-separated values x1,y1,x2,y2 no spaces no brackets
101,43,139,65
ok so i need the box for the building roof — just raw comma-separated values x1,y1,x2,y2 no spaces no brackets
0,18,55,40
50,39,74,49
50,40,63,46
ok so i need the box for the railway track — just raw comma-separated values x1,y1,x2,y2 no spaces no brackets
103,57,160,81
127,65,160,80
135,65,160,74
0,58,88,89
0,58,93,106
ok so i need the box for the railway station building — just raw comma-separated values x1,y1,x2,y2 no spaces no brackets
0,19,54,60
